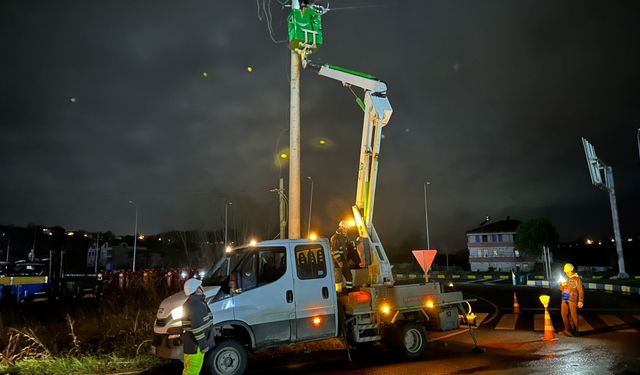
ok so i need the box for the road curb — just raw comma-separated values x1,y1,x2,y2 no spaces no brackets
526,280,640,295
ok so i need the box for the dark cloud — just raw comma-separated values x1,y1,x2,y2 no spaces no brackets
1,0,639,259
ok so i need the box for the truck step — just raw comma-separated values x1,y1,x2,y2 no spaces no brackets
354,324,378,330
355,335,381,343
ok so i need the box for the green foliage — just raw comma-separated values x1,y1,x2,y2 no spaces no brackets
0,281,174,374
0,354,166,375
515,218,559,257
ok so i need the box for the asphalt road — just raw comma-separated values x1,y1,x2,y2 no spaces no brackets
142,284,640,375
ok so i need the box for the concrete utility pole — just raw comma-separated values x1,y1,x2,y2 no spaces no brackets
423,181,431,249
279,178,287,239
307,176,314,237
288,49,301,239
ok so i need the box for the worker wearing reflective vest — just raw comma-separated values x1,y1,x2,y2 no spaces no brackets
559,263,584,337
330,221,354,292
181,278,215,375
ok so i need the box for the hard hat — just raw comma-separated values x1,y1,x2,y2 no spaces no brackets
183,278,202,296
563,263,574,273
338,220,349,229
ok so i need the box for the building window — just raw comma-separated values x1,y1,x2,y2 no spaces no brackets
497,234,503,242
514,250,520,257
482,235,488,243
475,235,481,243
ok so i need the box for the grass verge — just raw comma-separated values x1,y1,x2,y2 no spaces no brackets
0,354,168,375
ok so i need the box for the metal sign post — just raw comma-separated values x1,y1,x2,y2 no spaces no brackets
581,137,628,278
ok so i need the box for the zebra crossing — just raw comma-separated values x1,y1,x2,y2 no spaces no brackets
479,312,640,334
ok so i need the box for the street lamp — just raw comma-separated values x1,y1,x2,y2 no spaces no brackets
224,202,233,249
94,231,101,274
423,181,431,249
129,201,138,271
636,128,639,162
306,176,314,238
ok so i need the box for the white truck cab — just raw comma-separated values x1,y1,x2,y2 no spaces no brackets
153,239,339,371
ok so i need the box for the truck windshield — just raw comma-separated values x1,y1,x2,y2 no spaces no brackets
202,247,251,286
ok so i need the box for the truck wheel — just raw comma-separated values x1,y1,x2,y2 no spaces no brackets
398,323,426,360
203,339,248,375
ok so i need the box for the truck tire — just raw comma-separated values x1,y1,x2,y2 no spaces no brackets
397,322,426,360
202,339,248,375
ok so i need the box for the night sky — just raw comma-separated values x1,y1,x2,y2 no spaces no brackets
1,0,639,257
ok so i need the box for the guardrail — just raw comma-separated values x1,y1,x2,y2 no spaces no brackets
526,280,640,295
394,272,513,281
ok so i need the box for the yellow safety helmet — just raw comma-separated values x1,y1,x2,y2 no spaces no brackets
563,263,574,273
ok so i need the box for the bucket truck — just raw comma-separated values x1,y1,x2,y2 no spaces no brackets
151,61,481,375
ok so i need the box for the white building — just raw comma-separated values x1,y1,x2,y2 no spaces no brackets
466,218,534,272
86,243,113,269
87,242,156,270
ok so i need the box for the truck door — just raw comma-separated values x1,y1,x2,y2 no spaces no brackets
292,241,338,341
231,246,295,347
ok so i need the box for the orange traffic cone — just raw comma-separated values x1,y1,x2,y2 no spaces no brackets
513,292,520,314
542,308,557,341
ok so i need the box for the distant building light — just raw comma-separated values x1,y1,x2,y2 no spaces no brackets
598,241,602,245
67,232,74,236
585,239,593,245
610,238,615,243
138,235,144,240
627,238,633,242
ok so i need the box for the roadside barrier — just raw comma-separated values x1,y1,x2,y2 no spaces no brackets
526,280,639,295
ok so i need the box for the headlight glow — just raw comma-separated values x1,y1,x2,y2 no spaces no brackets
558,275,567,283
171,306,183,320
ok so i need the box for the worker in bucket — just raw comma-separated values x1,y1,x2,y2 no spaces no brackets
330,220,354,292
558,263,584,337
181,278,215,375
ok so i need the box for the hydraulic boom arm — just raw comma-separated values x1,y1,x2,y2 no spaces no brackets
306,61,394,285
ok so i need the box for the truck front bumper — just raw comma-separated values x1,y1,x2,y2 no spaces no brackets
151,333,183,360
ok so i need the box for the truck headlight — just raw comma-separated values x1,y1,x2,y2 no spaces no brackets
171,306,183,320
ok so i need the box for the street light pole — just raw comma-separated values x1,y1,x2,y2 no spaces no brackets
225,202,233,248
306,176,314,237
423,181,431,249
94,232,100,274
636,127,639,161
129,201,138,271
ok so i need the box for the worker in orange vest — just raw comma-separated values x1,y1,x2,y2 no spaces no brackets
559,263,584,337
